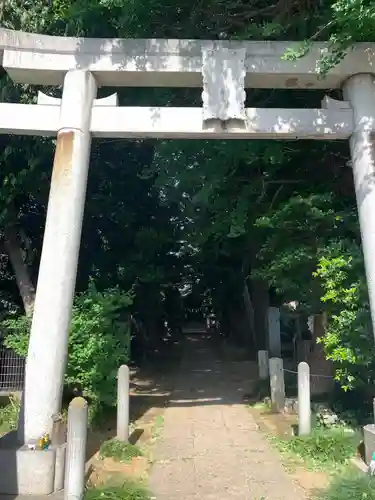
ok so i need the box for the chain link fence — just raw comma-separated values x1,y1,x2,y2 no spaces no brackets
0,341,25,394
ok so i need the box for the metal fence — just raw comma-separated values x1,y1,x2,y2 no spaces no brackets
0,342,25,393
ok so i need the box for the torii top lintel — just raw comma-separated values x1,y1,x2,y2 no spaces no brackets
1,28,375,89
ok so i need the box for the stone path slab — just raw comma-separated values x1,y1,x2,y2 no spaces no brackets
149,336,307,500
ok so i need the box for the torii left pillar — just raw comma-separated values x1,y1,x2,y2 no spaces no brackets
20,70,97,444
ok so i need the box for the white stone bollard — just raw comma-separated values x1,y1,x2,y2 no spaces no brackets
298,362,311,436
268,307,281,358
258,350,269,380
269,357,285,412
64,397,88,500
117,364,130,442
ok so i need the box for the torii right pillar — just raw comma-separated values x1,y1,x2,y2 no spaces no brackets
343,74,375,341
344,74,375,464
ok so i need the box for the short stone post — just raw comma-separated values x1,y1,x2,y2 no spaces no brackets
298,361,311,436
258,350,269,380
268,307,281,358
269,357,285,412
117,364,130,442
64,397,88,500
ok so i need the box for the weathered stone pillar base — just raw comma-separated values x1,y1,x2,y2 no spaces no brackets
364,424,375,465
0,432,66,495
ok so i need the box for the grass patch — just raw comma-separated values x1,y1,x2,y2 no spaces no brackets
0,396,20,434
272,427,358,470
320,470,375,499
100,439,143,463
85,481,149,500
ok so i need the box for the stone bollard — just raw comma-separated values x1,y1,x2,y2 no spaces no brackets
117,364,130,442
258,350,269,380
269,357,285,412
64,397,88,500
298,361,311,435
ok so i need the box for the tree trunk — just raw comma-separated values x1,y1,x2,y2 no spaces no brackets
3,225,35,317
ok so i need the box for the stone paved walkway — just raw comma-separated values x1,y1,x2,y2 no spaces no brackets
149,335,308,500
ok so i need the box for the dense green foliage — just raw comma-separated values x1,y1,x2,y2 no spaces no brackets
315,243,373,390
1,0,375,398
4,286,132,405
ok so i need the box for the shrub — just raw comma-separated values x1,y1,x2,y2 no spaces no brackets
315,241,374,391
99,439,143,462
4,284,133,407
0,396,20,434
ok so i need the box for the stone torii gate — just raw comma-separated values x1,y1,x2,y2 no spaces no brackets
0,27,375,470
